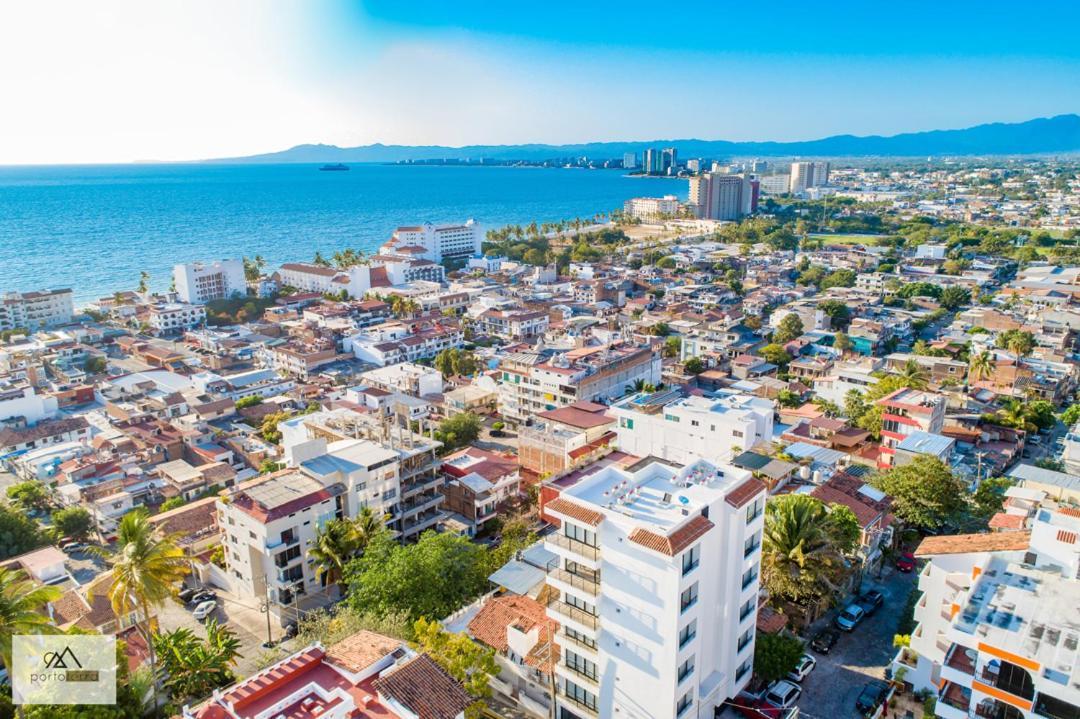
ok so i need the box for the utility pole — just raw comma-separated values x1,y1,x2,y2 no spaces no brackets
261,574,274,648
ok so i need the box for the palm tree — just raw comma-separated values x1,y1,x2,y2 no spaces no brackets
308,518,361,587
968,350,994,386
996,399,1035,432
761,495,846,606
152,618,240,704
0,567,62,675
353,506,388,550
898,359,929,390
93,511,189,716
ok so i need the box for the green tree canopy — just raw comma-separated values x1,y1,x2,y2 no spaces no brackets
870,456,968,531
753,632,804,683
759,344,792,367
6,481,51,513
762,494,853,605
345,531,490,621
773,313,805,343
683,357,706,375
0,505,47,560
51,506,94,540
413,617,499,700
435,412,483,452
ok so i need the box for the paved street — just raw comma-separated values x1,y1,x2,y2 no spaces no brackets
795,567,917,718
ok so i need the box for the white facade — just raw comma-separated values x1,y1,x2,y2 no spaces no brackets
892,502,1080,719
687,173,752,221
385,221,483,263
758,175,791,195
0,289,74,330
359,363,444,398
0,386,58,424
623,152,638,169
789,161,830,194
173,260,246,304
345,324,464,367
624,195,680,222
544,456,765,719
147,303,207,335
609,391,775,466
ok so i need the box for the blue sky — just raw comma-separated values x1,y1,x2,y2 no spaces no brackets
1,0,1078,163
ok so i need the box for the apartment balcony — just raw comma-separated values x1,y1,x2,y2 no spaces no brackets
400,492,442,517
273,551,302,569
937,681,971,719
546,597,599,635
940,644,977,686
547,568,600,599
555,686,599,718
544,533,601,568
400,508,444,538
266,534,300,551
555,660,599,689
556,629,598,657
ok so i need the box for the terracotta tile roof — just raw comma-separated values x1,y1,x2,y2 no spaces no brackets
915,531,1032,557
467,595,558,672
545,497,604,526
988,513,1025,530
628,514,714,556
725,477,767,509
373,654,472,719
537,404,614,430
1057,529,1078,545
326,630,403,673
810,485,881,528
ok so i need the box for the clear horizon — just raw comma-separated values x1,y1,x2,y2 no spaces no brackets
2,0,1079,164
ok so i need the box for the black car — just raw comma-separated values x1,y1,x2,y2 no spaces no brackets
189,589,217,605
809,628,840,654
177,588,198,604
855,680,893,718
856,589,885,615
283,621,298,639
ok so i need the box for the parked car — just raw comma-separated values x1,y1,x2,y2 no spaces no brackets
723,697,790,719
1029,435,1042,445
895,552,916,572
809,628,840,654
787,653,817,682
854,680,894,718
61,542,87,554
834,603,866,632
856,589,885,615
192,600,217,621
177,588,198,604
190,589,217,605
763,680,802,709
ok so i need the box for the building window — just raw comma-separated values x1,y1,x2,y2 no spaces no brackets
746,498,763,523
733,429,744,438
680,583,698,614
564,649,597,681
741,567,758,590
563,680,598,712
677,656,695,683
676,691,693,717
744,533,760,558
564,626,596,650
564,523,597,547
736,658,753,681
678,620,697,648
681,545,700,576
739,597,756,622
737,628,754,653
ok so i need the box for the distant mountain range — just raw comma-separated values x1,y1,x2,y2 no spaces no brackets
209,114,1080,164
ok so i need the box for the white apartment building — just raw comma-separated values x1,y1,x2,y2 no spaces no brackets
344,323,464,367
543,456,766,719
0,289,74,330
496,344,662,425
758,175,791,195
173,260,246,304
380,221,484,264
0,385,58,424
789,161,830,194
623,195,681,222
892,497,1080,719
623,152,638,169
280,408,445,542
813,358,884,406
608,389,775,466
147,302,207,335
359,363,444,399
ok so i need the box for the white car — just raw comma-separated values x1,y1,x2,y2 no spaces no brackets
787,653,817,682
192,599,217,621
764,679,802,709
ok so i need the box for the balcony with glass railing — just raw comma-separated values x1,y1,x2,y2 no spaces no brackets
545,532,600,561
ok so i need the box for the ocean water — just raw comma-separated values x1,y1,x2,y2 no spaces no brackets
0,163,684,304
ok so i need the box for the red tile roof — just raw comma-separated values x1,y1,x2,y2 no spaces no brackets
373,654,472,719
545,497,604,526
725,478,766,509
915,531,1031,557
467,595,558,672
628,514,714,556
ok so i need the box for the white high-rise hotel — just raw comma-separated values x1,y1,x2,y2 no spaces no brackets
380,220,484,264
543,456,766,719
173,259,247,304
